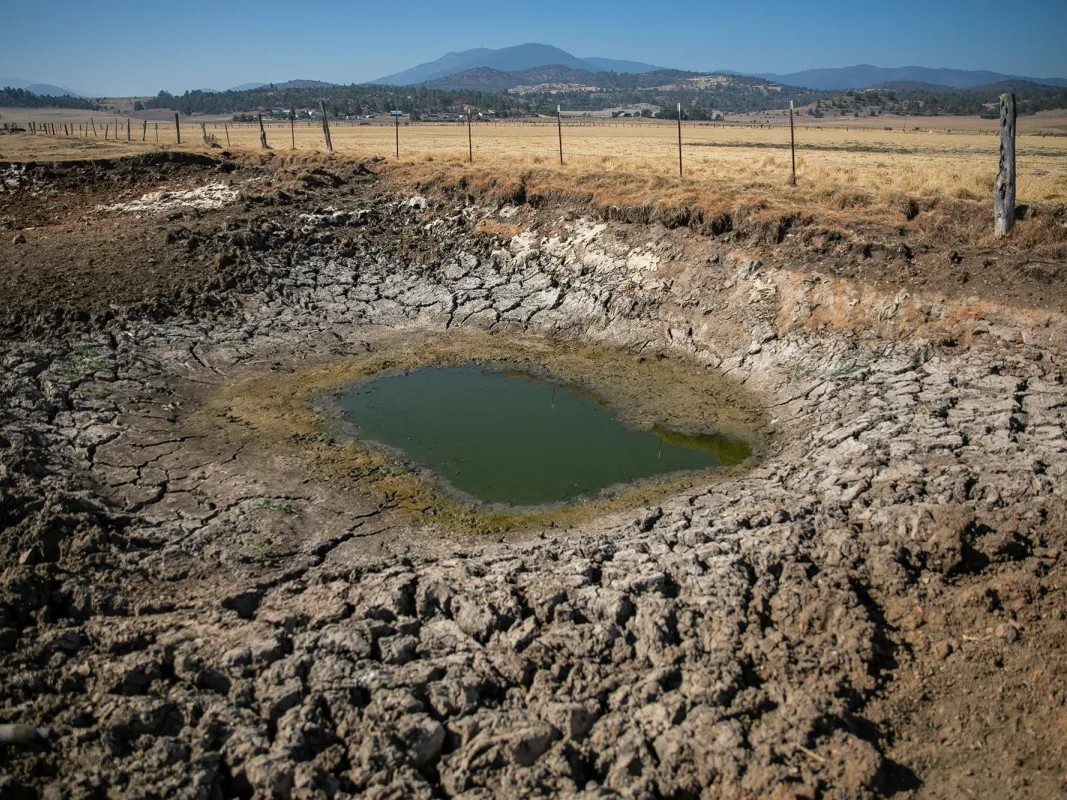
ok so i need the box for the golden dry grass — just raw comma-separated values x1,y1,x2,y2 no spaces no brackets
4,111,1066,238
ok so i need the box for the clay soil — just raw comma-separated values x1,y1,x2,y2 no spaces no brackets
1,135,1066,799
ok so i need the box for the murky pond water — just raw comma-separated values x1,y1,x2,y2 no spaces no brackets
337,365,751,506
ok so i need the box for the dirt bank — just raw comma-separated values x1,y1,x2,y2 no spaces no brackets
1,146,1065,799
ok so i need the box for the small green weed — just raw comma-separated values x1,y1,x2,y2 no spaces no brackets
250,498,295,514
826,346,891,380
55,354,111,379
251,539,277,560
827,361,867,379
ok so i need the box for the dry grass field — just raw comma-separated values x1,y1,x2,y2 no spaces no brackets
4,108,1066,229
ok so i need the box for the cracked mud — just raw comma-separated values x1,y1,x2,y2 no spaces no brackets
1,153,1066,799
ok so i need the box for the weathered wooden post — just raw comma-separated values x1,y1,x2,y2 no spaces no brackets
174,113,181,144
200,121,208,145
677,102,683,178
142,118,148,141
320,101,333,153
126,119,131,142
155,123,159,143
395,112,400,158
994,93,1017,238
467,109,473,163
290,114,296,148
258,114,268,149
557,104,563,165
90,117,97,137
224,123,230,147
789,100,797,186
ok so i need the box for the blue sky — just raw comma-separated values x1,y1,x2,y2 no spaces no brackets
2,0,1065,96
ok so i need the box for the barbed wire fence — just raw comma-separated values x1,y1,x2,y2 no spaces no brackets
6,94,1029,234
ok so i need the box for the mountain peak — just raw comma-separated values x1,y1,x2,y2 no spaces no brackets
757,64,1067,90
372,44,662,86
0,76,83,96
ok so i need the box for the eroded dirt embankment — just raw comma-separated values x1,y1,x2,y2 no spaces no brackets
1,153,1066,799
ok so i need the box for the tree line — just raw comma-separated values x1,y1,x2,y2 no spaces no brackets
143,83,832,120
146,85,534,119
144,80,1067,121
4,79,1064,121
0,87,100,110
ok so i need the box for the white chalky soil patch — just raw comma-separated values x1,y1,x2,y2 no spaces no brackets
97,182,239,213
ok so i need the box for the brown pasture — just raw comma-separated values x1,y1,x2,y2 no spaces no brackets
3,108,1066,219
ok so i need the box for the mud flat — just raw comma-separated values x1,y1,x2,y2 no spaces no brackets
1,152,1066,798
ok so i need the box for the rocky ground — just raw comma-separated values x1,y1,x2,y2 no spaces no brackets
1,149,1066,798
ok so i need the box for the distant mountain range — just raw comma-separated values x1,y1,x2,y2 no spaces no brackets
422,64,730,94
389,62,1067,103
5,46,1067,100
757,64,1067,90
0,76,83,96
370,47,1067,91
371,44,663,86
0,76,334,97
256,79,335,90
181,79,335,94
424,65,605,92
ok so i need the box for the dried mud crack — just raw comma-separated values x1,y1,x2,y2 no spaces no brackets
1,153,1066,799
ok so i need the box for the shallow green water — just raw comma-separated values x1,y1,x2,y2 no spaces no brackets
337,365,751,506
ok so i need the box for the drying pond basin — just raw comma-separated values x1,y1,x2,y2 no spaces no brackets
337,365,752,506
206,331,766,530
